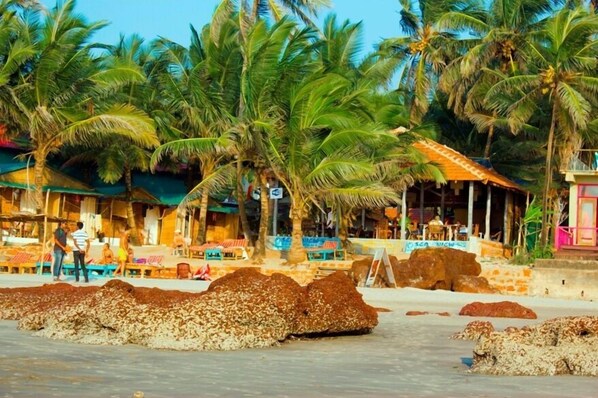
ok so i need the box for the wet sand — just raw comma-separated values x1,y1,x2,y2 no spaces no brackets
1,274,597,398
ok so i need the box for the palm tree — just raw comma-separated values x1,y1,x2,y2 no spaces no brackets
485,7,598,245
0,0,158,240
379,0,468,125
151,19,241,245
268,72,403,264
437,0,559,158
216,0,330,29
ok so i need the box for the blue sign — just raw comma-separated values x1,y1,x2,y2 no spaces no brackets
269,187,283,199
404,240,468,254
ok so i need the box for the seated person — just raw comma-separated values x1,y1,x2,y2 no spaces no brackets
171,230,187,253
455,222,468,240
98,243,114,264
127,247,134,263
429,215,444,226
407,221,420,239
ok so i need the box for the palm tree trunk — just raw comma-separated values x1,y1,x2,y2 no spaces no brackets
236,160,253,241
33,151,46,242
124,165,140,246
252,170,269,262
540,101,559,246
484,123,495,159
287,195,306,265
338,207,351,247
196,189,209,245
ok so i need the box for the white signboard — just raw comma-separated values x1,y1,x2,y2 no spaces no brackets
404,240,468,254
269,187,283,199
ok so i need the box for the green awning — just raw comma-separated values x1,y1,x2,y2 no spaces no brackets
208,205,238,214
0,182,101,196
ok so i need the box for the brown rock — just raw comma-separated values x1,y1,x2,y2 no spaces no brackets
298,271,378,335
471,316,598,376
350,247,480,290
459,301,537,319
452,320,495,340
1,269,378,351
406,311,429,316
399,248,480,290
453,275,499,294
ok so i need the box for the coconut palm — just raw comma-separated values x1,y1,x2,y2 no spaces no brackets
485,7,598,245
437,0,559,158
268,72,404,264
379,0,469,125
0,0,158,238
216,0,330,30
151,19,242,245
0,0,37,129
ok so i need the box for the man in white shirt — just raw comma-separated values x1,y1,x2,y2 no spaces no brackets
72,221,90,283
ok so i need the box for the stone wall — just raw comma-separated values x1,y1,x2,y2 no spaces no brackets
480,263,531,296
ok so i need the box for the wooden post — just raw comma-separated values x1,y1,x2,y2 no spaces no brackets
504,191,512,244
40,189,50,275
467,181,474,236
440,184,445,221
109,198,114,246
419,183,424,225
485,185,492,240
400,189,407,240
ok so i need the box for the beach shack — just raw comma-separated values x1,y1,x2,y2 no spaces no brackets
556,149,598,258
350,139,528,258
0,150,102,242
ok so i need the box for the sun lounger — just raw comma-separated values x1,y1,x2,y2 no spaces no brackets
188,243,219,259
0,252,36,274
306,240,346,261
221,239,248,260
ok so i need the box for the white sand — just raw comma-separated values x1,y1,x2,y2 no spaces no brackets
0,274,597,398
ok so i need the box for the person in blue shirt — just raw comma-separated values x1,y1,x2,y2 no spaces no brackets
52,221,69,281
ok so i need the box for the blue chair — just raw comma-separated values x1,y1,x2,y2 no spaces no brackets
205,247,223,261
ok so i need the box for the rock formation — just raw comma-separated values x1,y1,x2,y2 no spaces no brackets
351,247,493,292
0,269,377,351
461,316,598,376
459,301,537,319
451,320,495,340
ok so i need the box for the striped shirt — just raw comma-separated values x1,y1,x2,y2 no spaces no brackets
72,228,89,252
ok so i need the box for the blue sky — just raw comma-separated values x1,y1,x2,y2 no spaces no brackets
40,1,402,55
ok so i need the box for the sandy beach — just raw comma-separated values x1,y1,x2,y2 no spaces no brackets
0,273,597,398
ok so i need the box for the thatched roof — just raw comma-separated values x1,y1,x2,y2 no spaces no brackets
0,212,67,223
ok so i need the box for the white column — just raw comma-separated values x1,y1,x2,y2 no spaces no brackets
467,181,474,236
400,190,407,240
485,185,491,240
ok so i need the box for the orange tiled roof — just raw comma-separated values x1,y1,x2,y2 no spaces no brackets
414,139,525,192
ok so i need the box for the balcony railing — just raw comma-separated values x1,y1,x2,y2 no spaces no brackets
566,149,598,172
556,226,598,250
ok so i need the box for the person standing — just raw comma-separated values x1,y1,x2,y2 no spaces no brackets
52,221,69,281
113,225,130,277
72,221,90,283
